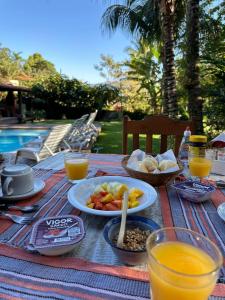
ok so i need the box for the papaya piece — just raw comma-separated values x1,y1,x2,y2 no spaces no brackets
95,202,104,210
112,200,122,209
105,203,118,211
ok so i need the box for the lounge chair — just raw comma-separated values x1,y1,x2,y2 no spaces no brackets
15,124,72,163
62,111,100,152
65,110,100,152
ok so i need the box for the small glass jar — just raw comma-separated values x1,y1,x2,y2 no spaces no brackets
189,135,207,156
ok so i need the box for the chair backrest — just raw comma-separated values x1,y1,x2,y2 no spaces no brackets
123,115,195,156
39,124,72,159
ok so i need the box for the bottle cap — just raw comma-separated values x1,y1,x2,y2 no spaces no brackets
189,135,207,143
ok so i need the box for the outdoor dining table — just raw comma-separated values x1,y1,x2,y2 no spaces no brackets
0,151,224,299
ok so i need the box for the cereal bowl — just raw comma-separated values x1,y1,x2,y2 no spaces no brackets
103,215,160,265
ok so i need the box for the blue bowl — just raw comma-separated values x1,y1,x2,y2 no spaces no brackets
103,215,160,266
172,180,216,203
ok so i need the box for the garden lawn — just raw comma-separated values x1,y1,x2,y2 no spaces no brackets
34,120,160,154
94,121,160,154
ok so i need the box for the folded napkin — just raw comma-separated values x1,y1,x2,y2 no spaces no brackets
127,149,179,174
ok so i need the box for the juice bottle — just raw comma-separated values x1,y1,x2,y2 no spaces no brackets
189,135,207,156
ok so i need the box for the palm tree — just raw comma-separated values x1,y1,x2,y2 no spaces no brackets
185,0,203,133
101,0,185,117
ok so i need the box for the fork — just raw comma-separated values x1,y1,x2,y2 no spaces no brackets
0,211,34,224
0,204,39,213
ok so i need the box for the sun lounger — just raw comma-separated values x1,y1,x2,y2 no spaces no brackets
15,124,72,163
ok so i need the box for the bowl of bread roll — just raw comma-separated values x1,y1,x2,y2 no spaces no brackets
121,150,183,187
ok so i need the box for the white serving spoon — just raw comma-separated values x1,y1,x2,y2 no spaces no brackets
117,191,129,248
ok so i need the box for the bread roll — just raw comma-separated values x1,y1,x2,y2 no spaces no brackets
138,161,149,173
143,156,158,172
159,159,178,171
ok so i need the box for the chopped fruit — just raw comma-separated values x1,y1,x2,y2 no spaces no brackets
86,182,144,211
101,193,114,203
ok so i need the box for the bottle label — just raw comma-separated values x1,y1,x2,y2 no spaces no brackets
189,146,206,156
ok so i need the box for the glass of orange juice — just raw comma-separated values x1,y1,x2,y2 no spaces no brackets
64,152,89,183
146,227,222,300
188,152,213,179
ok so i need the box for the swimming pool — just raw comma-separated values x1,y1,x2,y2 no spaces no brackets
0,129,49,152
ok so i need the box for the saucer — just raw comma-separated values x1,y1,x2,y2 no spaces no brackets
217,203,225,222
0,179,45,202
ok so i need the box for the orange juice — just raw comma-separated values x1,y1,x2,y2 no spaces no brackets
65,158,88,180
149,241,217,300
189,157,212,177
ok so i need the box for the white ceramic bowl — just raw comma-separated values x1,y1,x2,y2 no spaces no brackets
67,176,158,216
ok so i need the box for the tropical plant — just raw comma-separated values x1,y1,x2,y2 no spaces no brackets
24,53,57,76
0,46,23,80
32,74,119,118
200,1,225,134
125,39,162,113
101,0,185,117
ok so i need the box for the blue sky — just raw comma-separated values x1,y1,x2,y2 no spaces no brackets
0,0,131,83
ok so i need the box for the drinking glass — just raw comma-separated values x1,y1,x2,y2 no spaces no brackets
64,152,89,183
146,227,222,300
188,152,213,180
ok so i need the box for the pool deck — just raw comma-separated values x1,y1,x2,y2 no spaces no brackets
0,124,52,130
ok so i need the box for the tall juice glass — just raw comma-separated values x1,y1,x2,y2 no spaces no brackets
64,152,89,183
188,153,212,179
146,227,222,300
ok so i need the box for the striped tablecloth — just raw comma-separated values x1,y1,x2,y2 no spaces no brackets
0,153,224,299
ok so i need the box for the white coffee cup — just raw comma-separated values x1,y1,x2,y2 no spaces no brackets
1,164,34,196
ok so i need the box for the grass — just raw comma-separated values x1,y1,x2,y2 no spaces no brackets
33,119,160,154
93,121,160,154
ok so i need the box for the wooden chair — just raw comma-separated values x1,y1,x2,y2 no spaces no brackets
123,115,195,156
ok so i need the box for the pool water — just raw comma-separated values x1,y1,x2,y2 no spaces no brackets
0,129,49,152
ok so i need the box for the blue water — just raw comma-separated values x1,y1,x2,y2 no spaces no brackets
0,129,49,152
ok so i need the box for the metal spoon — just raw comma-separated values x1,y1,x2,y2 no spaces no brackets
117,191,129,248
0,204,39,213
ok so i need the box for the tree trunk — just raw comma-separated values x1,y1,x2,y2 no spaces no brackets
160,0,178,118
185,0,203,133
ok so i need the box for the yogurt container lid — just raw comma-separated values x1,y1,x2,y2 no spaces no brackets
172,181,215,195
29,215,85,251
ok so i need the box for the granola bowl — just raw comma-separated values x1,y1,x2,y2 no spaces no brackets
103,215,160,266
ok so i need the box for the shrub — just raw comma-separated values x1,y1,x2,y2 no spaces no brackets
31,75,120,119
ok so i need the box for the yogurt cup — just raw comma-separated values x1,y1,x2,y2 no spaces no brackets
28,215,85,256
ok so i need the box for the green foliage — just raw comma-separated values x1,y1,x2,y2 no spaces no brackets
32,74,120,119
94,55,124,81
125,39,162,113
24,53,56,77
0,46,23,79
0,44,57,84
